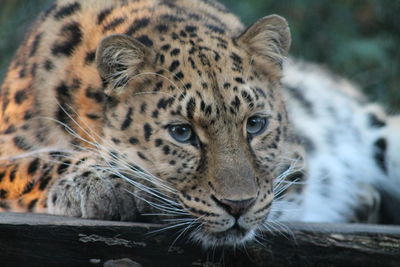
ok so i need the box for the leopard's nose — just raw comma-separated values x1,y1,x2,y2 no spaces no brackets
213,196,256,218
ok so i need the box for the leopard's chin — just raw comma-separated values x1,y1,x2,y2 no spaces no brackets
189,224,256,248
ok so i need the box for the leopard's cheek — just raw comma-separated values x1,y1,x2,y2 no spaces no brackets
151,144,201,186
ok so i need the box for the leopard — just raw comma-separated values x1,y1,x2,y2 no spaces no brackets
0,0,306,247
0,0,399,248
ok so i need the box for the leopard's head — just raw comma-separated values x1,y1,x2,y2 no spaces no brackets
95,15,295,247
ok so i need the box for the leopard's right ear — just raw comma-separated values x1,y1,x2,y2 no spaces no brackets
96,34,156,94
236,15,291,67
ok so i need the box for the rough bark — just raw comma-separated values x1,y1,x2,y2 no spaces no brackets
0,212,399,267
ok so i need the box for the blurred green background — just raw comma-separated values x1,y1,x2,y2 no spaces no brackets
1,0,399,110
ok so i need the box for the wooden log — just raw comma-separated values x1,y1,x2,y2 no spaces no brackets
0,212,399,267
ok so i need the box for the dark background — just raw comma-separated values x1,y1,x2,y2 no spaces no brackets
1,0,399,110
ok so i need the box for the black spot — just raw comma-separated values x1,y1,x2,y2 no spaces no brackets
52,194,58,204
205,105,212,116
205,24,225,34
368,113,386,128
155,24,169,33
97,8,113,24
0,201,10,210
199,53,210,66
103,17,126,32
112,138,121,144
255,87,266,98
13,136,31,150
163,145,170,155
223,83,231,89
0,172,5,182
43,59,54,71
241,90,253,103
19,67,26,78
42,2,57,18
155,139,163,147
152,110,159,118
213,51,221,61
161,44,171,51
235,77,245,84
28,199,38,211
200,101,206,112
374,138,387,173
230,52,242,64
137,152,147,160
140,103,147,114
3,125,16,134
175,71,184,80
82,171,91,177
157,97,174,109
54,2,81,20
169,160,176,165
170,48,180,56
51,22,82,56
86,87,105,103
144,123,153,141
161,14,184,22
22,181,35,195
85,51,96,64
136,35,153,47
186,98,196,119
277,113,282,122
179,30,188,38
0,189,8,199
55,80,79,126
121,107,133,130
153,81,163,91
159,54,165,64
86,113,100,120
188,13,201,21
9,166,17,182
169,61,180,73
185,25,197,33
126,18,150,35
30,33,43,57
231,96,241,111
24,110,33,120
57,161,71,175
14,90,27,105
27,158,40,175
129,137,139,145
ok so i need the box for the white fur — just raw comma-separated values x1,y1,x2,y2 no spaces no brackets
271,59,400,223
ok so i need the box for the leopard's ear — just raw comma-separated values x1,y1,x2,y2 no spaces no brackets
96,34,156,94
236,15,291,66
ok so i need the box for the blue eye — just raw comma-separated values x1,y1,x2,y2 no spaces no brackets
168,124,194,143
246,116,268,136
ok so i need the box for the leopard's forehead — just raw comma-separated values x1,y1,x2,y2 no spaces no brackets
156,43,267,112
120,35,275,127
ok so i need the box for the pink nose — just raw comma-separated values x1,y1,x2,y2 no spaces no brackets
214,197,256,218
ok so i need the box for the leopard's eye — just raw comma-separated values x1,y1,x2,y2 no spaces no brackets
246,116,268,136
168,124,194,143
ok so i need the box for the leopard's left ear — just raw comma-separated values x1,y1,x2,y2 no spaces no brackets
236,15,291,66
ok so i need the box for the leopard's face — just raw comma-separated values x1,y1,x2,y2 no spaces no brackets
97,15,292,247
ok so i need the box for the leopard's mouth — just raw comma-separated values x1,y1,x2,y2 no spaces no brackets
210,223,249,239
189,221,255,248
